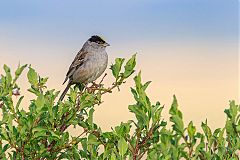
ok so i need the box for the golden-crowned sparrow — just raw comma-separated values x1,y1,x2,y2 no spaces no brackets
59,35,110,101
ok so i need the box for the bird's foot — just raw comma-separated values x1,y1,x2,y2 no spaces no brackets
91,81,102,88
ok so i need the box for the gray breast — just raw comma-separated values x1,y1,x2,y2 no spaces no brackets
72,50,108,84
88,50,108,82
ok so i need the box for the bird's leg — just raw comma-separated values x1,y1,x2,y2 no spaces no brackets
99,73,107,84
85,82,102,93
91,81,101,88
86,83,99,93
83,83,92,93
87,74,107,92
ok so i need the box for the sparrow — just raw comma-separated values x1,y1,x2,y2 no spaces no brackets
59,35,110,101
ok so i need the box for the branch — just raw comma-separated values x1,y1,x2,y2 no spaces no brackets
48,74,126,152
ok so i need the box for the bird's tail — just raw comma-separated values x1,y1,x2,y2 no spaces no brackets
59,82,71,101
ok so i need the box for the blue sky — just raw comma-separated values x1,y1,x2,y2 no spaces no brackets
0,0,238,44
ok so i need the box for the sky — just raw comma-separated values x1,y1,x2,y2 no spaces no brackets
0,0,239,131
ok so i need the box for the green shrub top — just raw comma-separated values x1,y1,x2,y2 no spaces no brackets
0,55,239,160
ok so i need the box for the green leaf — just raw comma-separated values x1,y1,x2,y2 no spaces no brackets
33,130,47,138
130,87,138,101
16,96,24,111
169,95,184,134
169,95,182,118
32,126,47,133
133,72,150,109
170,115,184,134
88,108,95,128
15,64,27,76
118,137,128,157
229,100,238,120
128,104,148,127
35,95,45,112
201,120,212,141
187,121,196,139
49,131,60,140
27,66,38,86
236,125,240,132
142,81,151,91
225,120,234,135
134,72,142,92
153,105,164,123
3,64,12,85
110,58,125,79
73,146,81,159
123,54,136,78
2,144,10,153
13,64,27,84
110,152,117,160
88,134,99,145
114,122,131,137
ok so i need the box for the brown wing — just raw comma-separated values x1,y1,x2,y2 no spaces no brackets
63,49,88,84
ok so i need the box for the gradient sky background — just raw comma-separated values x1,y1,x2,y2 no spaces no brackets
0,0,238,131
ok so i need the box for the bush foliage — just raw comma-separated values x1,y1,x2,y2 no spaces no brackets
0,55,239,160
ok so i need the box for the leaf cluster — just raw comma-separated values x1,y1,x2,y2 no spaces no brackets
0,55,239,160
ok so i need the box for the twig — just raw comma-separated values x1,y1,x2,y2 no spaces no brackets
52,129,88,153
49,76,124,152
91,130,107,147
126,137,135,155
48,94,82,151
133,131,141,160
138,147,150,159
99,73,107,84
133,126,154,160
21,144,25,160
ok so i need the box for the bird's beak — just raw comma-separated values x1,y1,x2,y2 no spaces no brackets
103,42,110,47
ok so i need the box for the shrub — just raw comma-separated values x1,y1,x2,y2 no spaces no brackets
0,55,239,159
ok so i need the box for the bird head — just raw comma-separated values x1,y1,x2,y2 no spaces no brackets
88,35,110,48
